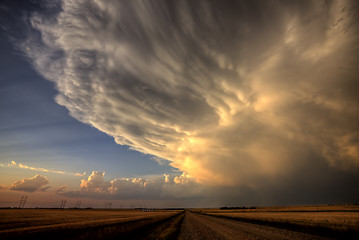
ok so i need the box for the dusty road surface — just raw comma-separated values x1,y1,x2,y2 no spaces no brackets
178,211,333,240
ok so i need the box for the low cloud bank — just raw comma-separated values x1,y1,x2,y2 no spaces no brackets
61,171,203,200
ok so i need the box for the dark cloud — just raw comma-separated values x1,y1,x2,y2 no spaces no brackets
18,0,359,204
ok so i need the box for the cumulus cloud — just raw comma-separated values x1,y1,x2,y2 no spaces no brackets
9,175,49,193
19,0,359,200
62,171,202,200
56,184,67,193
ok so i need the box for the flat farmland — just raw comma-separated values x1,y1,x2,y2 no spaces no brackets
1,205,359,239
195,205,359,239
0,209,184,240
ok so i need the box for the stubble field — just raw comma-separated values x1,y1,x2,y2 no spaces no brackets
0,209,183,240
196,205,359,239
1,205,358,239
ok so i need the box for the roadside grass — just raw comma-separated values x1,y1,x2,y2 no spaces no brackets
196,205,359,239
0,209,181,240
129,211,185,240
204,211,359,231
0,209,174,230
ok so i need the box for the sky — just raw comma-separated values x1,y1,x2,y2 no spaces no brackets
0,0,358,208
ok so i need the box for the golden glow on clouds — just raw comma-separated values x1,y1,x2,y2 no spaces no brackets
63,171,203,199
3,161,86,176
23,0,359,187
8,175,49,193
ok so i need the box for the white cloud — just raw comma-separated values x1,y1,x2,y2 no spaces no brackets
9,175,50,193
62,171,202,200
21,0,359,190
56,184,68,193
80,171,109,192
3,161,86,176
174,173,192,184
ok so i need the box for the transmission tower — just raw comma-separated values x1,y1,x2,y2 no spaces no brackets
18,196,24,209
18,196,28,209
60,200,67,209
105,202,112,209
75,201,81,208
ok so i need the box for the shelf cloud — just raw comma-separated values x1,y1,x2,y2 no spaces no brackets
20,0,359,201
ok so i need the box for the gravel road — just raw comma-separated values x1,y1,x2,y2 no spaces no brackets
178,211,333,240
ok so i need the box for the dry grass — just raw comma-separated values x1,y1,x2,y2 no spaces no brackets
138,211,185,240
0,209,180,238
198,205,359,232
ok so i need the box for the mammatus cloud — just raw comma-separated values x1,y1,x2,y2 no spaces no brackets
22,0,359,189
9,175,49,193
4,161,86,176
61,171,202,200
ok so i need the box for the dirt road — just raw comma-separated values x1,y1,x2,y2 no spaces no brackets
178,211,333,240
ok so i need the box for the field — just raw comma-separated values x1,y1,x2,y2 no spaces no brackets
196,205,359,238
1,205,359,239
0,209,184,240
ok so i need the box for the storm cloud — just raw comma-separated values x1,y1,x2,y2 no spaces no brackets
21,0,359,203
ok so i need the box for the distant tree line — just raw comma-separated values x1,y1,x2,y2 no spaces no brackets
220,206,256,210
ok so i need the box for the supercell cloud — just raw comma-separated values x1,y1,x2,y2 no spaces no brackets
21,0,359,202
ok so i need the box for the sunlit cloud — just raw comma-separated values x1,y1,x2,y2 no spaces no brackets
4,161,86,176
56,184,68,193
60,171,202,200
9,175,49,193
20,0,359,191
